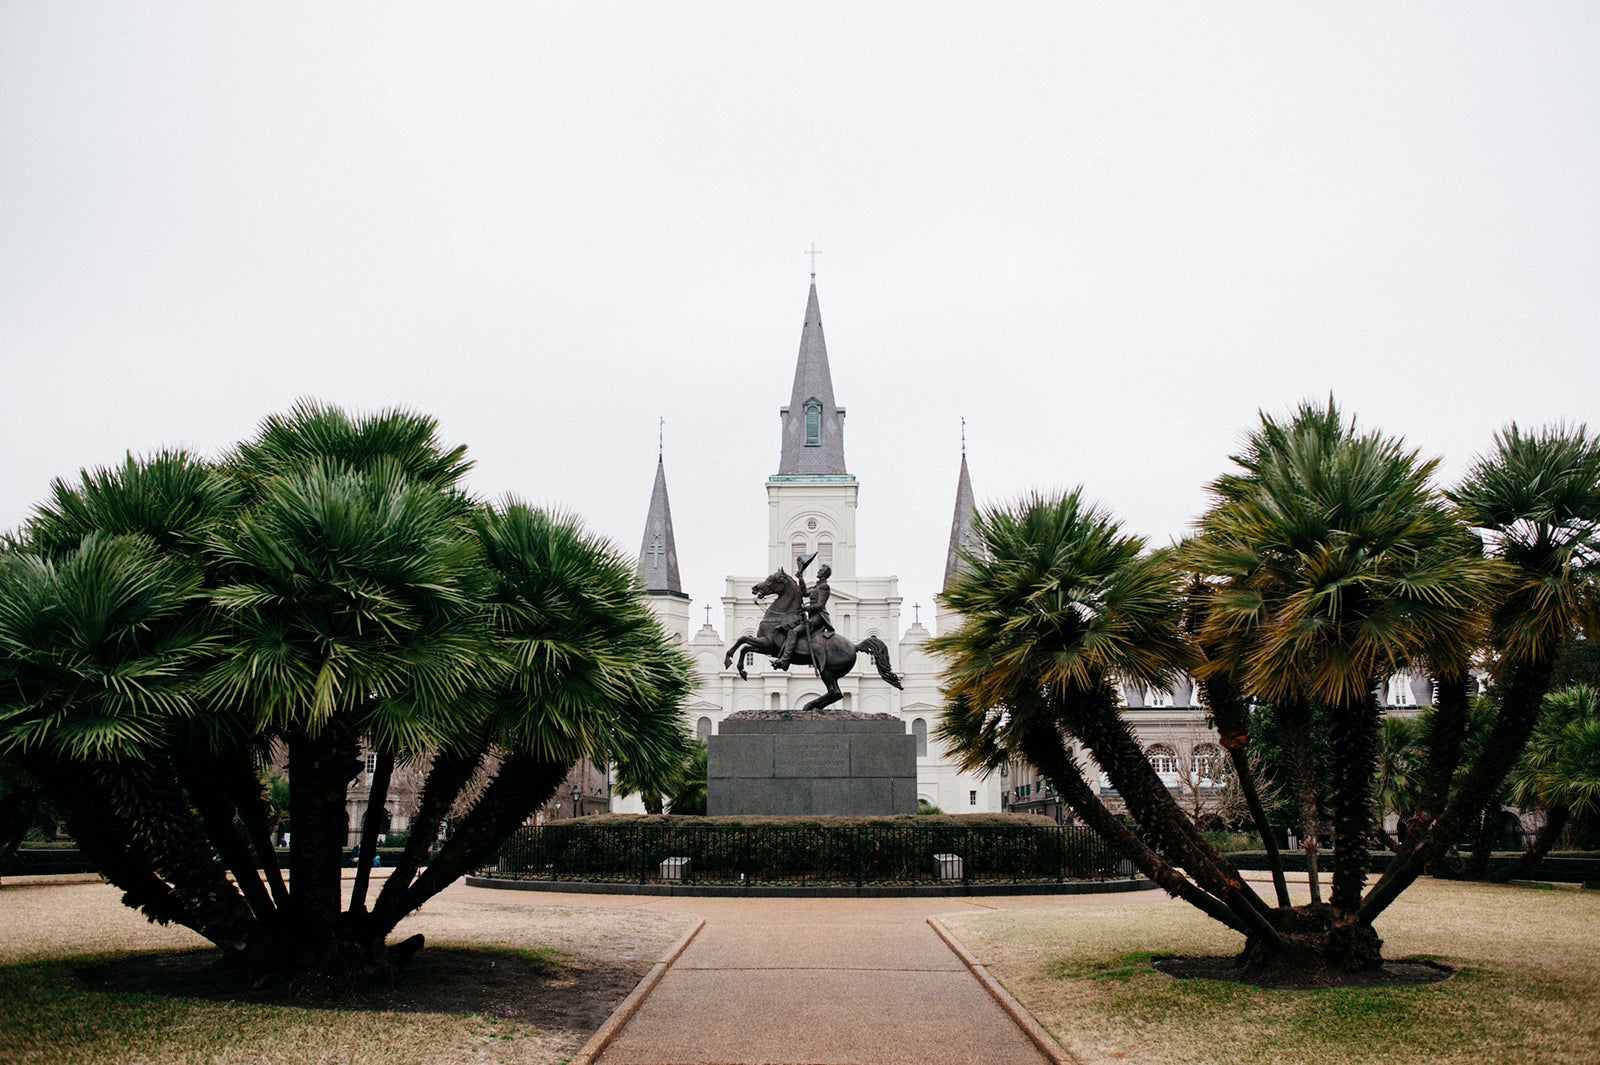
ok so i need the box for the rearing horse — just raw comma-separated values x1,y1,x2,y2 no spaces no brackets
723,569,904,712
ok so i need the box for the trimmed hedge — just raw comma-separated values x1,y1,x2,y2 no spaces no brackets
490,814,1130,886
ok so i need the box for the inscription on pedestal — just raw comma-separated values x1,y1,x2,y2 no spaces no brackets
785,737,851,776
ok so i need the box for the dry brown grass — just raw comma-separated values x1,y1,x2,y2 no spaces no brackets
0,875,697,1065
941,878,1600,1065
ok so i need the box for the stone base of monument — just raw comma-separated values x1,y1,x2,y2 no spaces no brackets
706,709,917,816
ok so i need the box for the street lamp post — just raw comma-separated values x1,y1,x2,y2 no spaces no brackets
572,785,582,818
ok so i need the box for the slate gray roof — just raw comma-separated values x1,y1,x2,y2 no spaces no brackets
777,282,848,476
637,455,686,596
943,451,978,590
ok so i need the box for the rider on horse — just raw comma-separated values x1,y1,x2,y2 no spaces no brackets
774,552,834,670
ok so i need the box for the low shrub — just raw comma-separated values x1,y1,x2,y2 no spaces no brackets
491,814,1128,886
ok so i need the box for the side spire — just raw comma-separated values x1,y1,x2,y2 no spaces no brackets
777,281,848,476
943,442,978,591
638,440,686,598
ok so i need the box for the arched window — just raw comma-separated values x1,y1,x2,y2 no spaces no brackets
912,718,928,757
817,538,833,567
1191,743,1224,784
804,399,822,446
791,540,807,568
696,717,712,740
1146,743,1178,775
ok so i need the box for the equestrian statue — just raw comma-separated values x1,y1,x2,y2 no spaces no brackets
723,551,904,712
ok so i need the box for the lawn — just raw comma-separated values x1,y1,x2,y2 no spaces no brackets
0,875,695,1065
940,878,1600,1065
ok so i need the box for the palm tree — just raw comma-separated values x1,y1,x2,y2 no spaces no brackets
1373,714,1424,851
1491,684,1600,880
0,403,695,986
933,490,1287,952
1187,401,1498,934
204,460,486,972
1363,424,1600,919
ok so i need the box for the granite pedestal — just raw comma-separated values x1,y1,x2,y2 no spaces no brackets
707,709,918,816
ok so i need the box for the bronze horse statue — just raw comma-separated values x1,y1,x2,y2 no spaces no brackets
723,568,904,712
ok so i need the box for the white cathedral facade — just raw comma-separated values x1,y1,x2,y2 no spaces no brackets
617,280,1005,814
613,280,1443,821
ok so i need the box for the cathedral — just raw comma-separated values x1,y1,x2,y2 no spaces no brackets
620,279,1005,814
615,279,1443,823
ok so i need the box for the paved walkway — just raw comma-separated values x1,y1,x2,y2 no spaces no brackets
575,894,1086,1065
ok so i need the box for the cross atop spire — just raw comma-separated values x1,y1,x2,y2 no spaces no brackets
805,242,821,279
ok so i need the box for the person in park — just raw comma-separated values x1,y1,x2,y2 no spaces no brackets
774,553,835,670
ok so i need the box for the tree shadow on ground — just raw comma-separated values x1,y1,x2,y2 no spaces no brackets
75,947,643,1032
1152,955,1455,990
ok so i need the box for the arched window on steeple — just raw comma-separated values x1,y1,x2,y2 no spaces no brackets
804,399,822,446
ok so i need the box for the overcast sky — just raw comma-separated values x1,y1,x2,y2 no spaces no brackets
3,3,1597,633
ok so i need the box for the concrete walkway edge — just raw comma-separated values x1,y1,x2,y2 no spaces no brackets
570,918,707,1065
928,917,1076,1065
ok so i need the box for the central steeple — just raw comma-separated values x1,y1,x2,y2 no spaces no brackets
776,282,849,477
767,280,859,578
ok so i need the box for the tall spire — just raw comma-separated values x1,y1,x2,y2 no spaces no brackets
943,447,978,591
777,281,848,476
638,451,686,597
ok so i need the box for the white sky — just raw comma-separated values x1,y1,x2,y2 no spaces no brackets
3,3,1597,635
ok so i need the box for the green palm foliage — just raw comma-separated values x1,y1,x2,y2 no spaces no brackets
1188,401,1494,705
206,464,484,746
1510,685,1600,824
1373,714,1424,849
27,450,239,559
936,490,1186,711
1452,425,1600,667
473,502,691,774
229,398,473,491
1492,684,1600,878
0,533,213,759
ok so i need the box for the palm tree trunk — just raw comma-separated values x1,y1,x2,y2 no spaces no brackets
1014,717,1262,940
59,757,256,948
1415,675,1470,829
349,750,394,913
49,761,211,932
1328,690,1381,912
373,753,570,941
1465,797,1499,877
173,756,277,925
1361,661,1554,923
370,749,483,930
1278,702,1324,904
1488,806,1567,882
1203,675,1293,908
217,754,291,909
285,725,360,966
1054,686,1281,933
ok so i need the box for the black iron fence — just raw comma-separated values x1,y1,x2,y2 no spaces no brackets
490,816,1131,887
